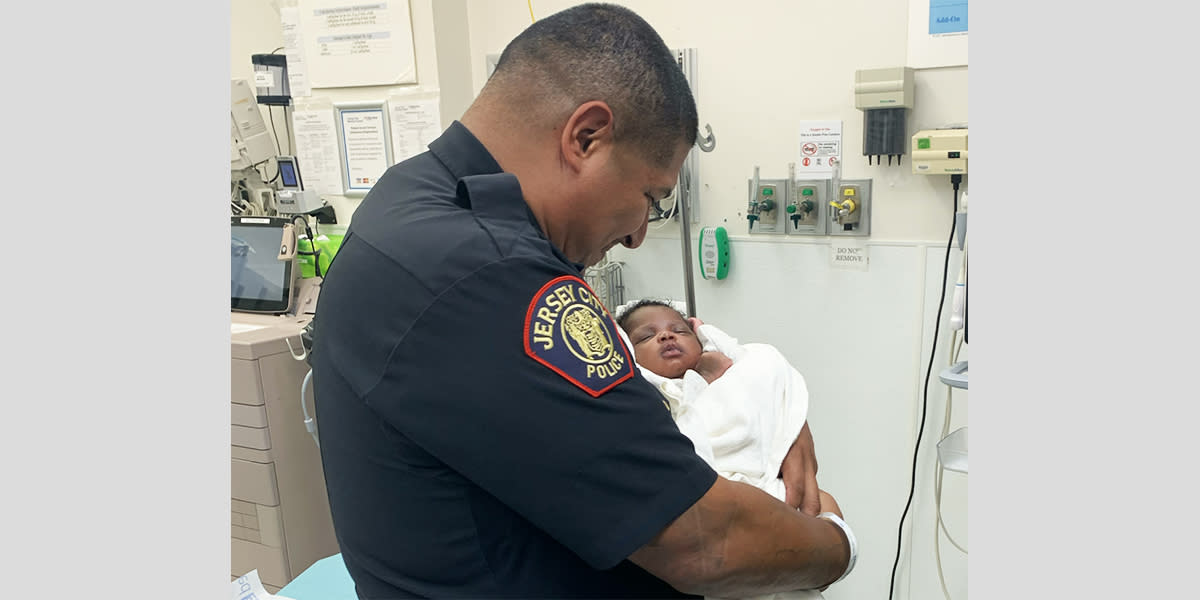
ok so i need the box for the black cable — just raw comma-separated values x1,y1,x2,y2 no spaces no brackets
269,107,283,156
291,215,322,278
258,162,280,185
888,173,962,600
648,198,667,223
282,105,293,154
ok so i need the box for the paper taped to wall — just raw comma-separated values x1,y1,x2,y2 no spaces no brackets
280,7,312,98
292,106,345,197
389,91,442,163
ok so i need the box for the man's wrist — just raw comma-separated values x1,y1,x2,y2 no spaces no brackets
817,512,857,586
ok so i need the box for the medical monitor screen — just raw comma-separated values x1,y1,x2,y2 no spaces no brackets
278,158,300,189
232,217,293,313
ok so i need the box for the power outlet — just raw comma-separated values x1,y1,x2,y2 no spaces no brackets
747,178,787,234
787,180,827,235
828,179,872,237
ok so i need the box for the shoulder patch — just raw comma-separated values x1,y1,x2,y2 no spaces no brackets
524,275,635,397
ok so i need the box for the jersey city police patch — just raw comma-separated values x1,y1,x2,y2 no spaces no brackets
524,275,634,397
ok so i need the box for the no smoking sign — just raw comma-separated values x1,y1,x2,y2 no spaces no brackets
797,120,842,176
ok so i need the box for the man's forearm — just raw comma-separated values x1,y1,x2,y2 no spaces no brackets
631,479,849,597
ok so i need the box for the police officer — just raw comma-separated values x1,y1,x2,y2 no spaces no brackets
312,4,854,598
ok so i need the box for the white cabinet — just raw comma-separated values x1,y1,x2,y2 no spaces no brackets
231,313,338,591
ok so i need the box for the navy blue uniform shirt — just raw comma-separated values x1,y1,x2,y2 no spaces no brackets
311,121,718,599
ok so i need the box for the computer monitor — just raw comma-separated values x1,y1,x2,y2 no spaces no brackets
232,216,295,314
277,155,303,190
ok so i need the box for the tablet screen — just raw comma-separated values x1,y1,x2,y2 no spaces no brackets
232,217,293,313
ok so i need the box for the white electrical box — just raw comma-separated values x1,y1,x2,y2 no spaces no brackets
854,67,915,109
276,190,323,215
912,129,968,175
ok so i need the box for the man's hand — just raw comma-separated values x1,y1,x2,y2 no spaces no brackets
780,423,821,516
817,489,842,518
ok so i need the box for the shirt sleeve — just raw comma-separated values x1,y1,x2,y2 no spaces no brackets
363,257,718,570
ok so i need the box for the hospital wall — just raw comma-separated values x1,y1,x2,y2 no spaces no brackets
232,1,970,598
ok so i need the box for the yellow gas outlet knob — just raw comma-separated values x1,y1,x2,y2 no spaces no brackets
829,199,857,213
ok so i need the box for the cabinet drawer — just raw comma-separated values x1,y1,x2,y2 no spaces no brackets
232,403,268,428
232,458,279,506
232,425,271,451
231,360,264,406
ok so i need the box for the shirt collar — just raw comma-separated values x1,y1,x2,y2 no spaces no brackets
432,120,585,273
428,120,503,180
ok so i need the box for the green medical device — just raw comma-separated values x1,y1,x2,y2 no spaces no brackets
698,226,730,280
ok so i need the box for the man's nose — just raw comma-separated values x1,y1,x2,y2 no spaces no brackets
622,215,649,249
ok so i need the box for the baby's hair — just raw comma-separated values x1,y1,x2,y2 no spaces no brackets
616,299,687,333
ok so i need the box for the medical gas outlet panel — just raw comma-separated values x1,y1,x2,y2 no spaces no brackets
746,171,870,237
828,180,872,237
747,177,787,233
784,182,818,232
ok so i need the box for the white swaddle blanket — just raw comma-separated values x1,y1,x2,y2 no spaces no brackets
619,322,809,500
615,322,824,600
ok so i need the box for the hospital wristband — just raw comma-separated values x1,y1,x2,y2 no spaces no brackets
817,512,857,585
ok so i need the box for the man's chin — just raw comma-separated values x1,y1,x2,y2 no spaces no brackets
581,252,606,268
582,244,621,268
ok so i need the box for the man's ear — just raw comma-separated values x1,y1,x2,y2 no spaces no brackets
560,101,614,172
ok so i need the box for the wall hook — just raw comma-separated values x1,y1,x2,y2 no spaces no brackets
697,124,716,152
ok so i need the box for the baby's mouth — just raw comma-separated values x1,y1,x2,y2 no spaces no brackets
661,344,682,359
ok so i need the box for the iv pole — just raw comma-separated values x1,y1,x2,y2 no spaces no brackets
677,124,716,319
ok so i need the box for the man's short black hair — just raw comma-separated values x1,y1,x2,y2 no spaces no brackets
492,3,698,166
616,298,686,333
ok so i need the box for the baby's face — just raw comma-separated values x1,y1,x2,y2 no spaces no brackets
622,305,704,379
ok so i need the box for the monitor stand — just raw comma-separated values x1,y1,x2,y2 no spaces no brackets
291,277,322,316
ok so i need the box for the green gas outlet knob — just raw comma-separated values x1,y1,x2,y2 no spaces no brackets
786,204,797,214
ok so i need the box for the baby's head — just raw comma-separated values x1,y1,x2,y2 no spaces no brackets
617,300,704,379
